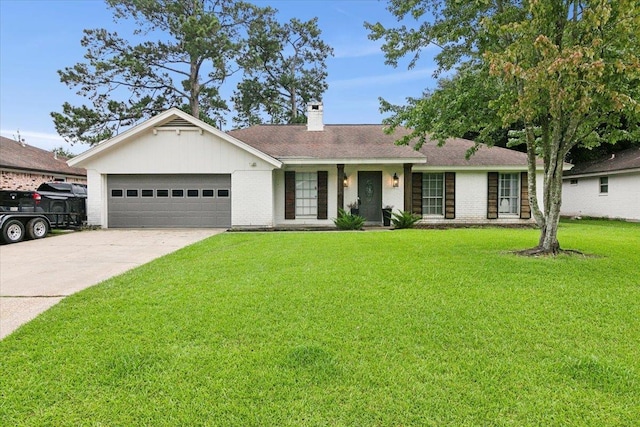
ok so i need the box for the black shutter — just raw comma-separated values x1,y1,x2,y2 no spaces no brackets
412,173,423,215
487,172,498,219
520,172,531,219
444,172,456,219
317,171,328,219
285,171,295,220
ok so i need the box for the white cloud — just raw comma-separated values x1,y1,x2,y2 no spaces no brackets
0,129,83,154
333,40,384,59
0,129,64,143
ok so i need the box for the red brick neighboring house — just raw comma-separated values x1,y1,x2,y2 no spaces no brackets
0,136,86,190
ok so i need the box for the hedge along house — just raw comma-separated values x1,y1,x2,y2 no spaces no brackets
68,105,544,229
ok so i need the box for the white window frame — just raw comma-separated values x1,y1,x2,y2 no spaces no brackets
599,176,608,194
422,173,444,216
499,173,519,216
295,172,318,217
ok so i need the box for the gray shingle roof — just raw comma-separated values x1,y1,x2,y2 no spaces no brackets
417,138,532,167
565,147,640,176
228,124,425,161
228,124,532,167
0,136,86,177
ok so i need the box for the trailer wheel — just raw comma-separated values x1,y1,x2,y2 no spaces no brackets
2,219,25,243
27,218,49,240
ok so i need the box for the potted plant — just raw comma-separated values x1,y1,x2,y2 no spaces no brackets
347,200,359,215
382,204,393,226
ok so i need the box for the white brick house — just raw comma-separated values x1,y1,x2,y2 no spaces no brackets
562,148,640,221
69,106,544,228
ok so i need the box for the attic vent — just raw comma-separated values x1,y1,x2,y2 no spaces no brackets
159,118,196,128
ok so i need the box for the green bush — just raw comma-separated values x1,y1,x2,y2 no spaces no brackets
334,208,365,230
391,210,421,229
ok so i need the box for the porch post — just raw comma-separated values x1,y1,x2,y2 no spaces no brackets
404,163,412,212
337,163,345,216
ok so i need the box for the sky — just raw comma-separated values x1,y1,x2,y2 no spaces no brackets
0,0,439,155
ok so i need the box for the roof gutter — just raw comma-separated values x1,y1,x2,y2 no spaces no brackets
279,157,427,165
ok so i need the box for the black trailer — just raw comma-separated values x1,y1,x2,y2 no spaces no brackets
0,184,87,244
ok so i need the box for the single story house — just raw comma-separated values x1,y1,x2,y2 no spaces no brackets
1,136,86,190
68,105,544,228
562,147,640,221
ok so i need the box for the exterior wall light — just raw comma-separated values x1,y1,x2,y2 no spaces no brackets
343,173,348,187
393,173,399,187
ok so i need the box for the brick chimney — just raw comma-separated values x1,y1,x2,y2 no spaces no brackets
307,101,324,131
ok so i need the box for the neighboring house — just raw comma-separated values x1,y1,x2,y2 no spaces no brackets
562,147,640,221
0,136,87,190
68,105,545,228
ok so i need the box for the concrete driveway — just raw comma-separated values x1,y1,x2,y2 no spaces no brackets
0,228,224,339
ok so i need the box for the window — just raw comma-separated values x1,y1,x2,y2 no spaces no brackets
570,179,578,186
600,176,608,194
141,189,154,197
295,172,317,216
217,189,230,198
422,173,444,215
499,173,519,215
187,189,199,197
172,189,184,197
202,189,215,197
156,189,169,197
126,189,138,197
111,189,123,197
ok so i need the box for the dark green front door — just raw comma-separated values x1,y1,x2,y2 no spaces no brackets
358,171,382,222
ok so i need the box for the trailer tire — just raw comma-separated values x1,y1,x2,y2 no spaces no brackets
2,219,25,243
27,217,49,240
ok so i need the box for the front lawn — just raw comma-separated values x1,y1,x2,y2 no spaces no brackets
1,221,639,425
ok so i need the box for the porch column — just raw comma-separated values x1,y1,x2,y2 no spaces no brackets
404,163,413,212
337,163,345,216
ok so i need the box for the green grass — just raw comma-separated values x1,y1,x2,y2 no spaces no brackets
1,220,639,426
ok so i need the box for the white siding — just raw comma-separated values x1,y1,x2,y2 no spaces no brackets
273,167,337,226
85,169,106,227
561,172,640,221
272,167,543,226
343,165,404,213
273,165,406,225
413,170,543,224
232,170,274,227
81,128,277,228
83,129,275,174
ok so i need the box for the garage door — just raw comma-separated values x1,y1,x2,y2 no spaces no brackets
107,174,231,228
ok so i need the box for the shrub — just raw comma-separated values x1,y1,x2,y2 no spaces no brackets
391,210,421,229
334,208,365,230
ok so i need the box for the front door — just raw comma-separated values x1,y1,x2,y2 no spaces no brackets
358,171,382,222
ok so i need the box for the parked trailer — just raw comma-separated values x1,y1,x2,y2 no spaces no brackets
0,184,86,244
0,213,51,244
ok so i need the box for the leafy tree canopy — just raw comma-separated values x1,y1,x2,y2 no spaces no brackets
367,0,640,254
232,16,333,127
52,0,332,145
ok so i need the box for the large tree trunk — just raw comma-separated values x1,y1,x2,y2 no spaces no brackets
522,123,566,256
189,59,200,119
523,144,565,256
538,159,563,254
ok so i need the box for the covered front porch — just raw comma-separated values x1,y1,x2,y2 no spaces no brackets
273,163,414,226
